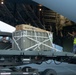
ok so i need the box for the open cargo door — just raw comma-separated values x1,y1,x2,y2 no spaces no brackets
33,0,76,23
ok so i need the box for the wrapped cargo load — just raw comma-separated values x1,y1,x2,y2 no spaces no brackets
12,24,53,51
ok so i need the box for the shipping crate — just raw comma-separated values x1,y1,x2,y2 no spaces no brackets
12,25,53,51
16,24,47,32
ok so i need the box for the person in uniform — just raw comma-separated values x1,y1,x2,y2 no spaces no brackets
72,31,76,53
68,30,76,54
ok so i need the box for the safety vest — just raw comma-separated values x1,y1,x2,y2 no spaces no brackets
74,38,76,44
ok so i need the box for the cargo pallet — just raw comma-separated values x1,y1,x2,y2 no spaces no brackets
0,25,76,75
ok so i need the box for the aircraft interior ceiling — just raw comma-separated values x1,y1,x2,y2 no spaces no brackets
0,0,76,47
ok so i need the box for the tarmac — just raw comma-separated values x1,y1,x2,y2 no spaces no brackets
24,60,76,75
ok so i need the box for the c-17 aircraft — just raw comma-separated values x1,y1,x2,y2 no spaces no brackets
0,0,76,75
